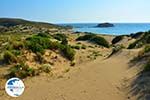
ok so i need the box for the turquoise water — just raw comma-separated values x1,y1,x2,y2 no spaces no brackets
61,23,150,35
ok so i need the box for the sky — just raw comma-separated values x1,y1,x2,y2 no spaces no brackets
0,0,150,23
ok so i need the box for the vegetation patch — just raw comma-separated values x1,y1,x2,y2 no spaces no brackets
2,50,17,64
128,31,150,49
52,33,68,44
39,64,51,73
61,45,75,61
6,63,38,79
76,34,109,48
144,60,150,72
25,34,52,54
108,45,124,58
112,35,124,44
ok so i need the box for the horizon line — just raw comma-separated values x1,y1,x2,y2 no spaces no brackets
1,17,150,24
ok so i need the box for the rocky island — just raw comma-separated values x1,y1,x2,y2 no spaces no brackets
96,23,114,28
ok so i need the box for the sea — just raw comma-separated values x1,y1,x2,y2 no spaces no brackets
60,23,150,35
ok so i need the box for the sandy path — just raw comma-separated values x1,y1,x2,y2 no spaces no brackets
2,50,138,100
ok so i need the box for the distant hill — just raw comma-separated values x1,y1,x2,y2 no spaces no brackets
0,18,70,29
0,18,72,34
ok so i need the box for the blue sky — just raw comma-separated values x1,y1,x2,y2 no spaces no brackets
0,0,150,23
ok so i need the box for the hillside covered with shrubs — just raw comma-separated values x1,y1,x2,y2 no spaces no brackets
0,32,76,79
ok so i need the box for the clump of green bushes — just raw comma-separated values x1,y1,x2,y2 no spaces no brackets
144,60,150,72
144,45,150,53
3,50,17,64
25,34,51,54
39,64,51,73
53,33,68,44
25,33,75,61
76,34,109,48
36,32,51,38
112,35,124,44
108,45,124,58
61,45,75,61
128,31,150,49
7,63,38,79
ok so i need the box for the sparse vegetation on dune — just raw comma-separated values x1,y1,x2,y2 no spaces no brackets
0,31,77,79
6,63,38,79
128,31,150,49
108,45,124,58
76,34,109,48
112,35,124,44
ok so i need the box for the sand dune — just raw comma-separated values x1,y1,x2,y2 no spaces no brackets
1,49,140,100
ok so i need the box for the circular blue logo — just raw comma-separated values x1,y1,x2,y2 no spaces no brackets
5,78,25,97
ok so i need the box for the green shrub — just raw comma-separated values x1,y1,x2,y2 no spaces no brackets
25,35,51,54
76,34,95,41
61,45,75,61
53,34,68,45
7,63,38,79
90,36,109,48
12,41,24,50
49,41,60,50
36,32,50,38
25,34,75,61
53,33,67,41
39,64,51,73
108,45,124,57
25,41,45,54
76,34,109,48
35,52,44,64
11,50,21,56
112,35,123,44
144,60,150,72
128,31,150,49
61,38,68,45
3,51,17,64
144,45,150,53
128,41,137,49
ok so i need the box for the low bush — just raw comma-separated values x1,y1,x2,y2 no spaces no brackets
128,31,150,49
144,45,150,53
53,33,67,41
144,60,150,72
108,45,124,58
35,52,44,64
76,34,95,41
76,34,109,48
39,64,51,73
25,34,75,61
11,50,21,56
25,35,51,54
90,36,109,48
61,45,75,61
7,63,38,79
36,32,50,38
53,33,68,44
3,50,17,64
12,41,24,50
128,41,137,49
112,35,123,44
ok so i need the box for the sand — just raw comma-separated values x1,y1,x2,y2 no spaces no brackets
1,49,140,100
